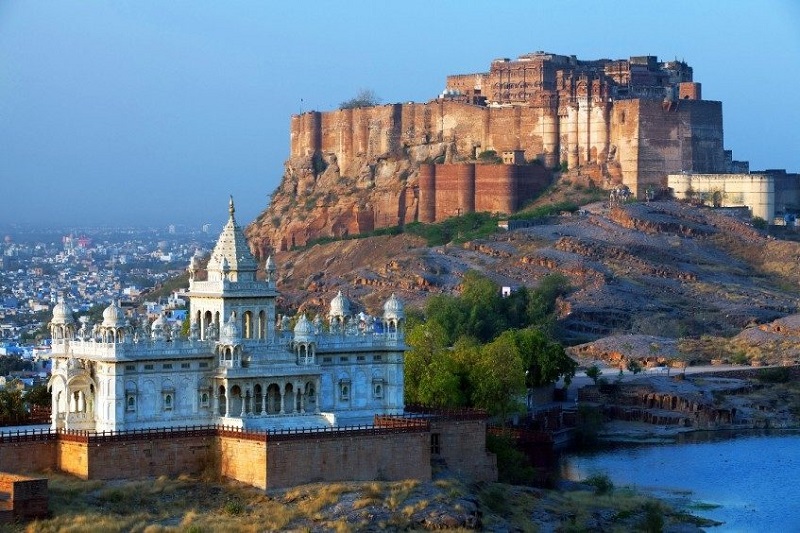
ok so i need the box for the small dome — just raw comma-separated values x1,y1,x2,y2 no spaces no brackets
219,313,241,344
328,291,351,318
52,298,73,324
293,314,315,342
383,293,405,321
102,301,126,328
189,254,200,270
151,313,168,336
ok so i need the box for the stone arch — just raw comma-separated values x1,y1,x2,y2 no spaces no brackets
304,381,317,412
229,384,243,416
266,383,281,414
284,383,295,413
243,311,253,339
218,385,227,416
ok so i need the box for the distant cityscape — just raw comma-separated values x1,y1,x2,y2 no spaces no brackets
0,224,216,376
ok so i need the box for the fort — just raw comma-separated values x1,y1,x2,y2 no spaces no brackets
290,52,728,197
256,51,752,250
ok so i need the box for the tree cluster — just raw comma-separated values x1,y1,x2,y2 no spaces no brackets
0,383,49,426
405,272,577,419
339,89,380,110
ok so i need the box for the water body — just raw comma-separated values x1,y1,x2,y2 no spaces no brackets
560,431,800,532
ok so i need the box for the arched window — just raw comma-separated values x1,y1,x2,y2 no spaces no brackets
164,394,173,410
258,310,267,339
243,311,253,339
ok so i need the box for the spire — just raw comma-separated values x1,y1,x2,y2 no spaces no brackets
206,197,258,280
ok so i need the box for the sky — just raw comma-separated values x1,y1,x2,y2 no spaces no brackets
1,1,799,230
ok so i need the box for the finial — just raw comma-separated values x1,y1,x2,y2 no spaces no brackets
229,195,235,217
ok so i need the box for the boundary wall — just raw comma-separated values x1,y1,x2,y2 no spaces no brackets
0,416,495,490
0,474,48,523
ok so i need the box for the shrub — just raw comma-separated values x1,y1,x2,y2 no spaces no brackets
477,150,502,164
584,472,614,495
757,367,791,383
486,432,535,484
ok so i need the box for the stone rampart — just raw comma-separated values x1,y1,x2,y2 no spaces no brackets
419,163,550,222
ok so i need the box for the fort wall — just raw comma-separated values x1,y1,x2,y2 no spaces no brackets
668,173,775,221
289,96,722,202
420,163,551,222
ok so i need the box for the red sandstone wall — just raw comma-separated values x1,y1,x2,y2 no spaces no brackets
610,100,641,195
0,441,56,475
418,164,436,223
63,436,215,480
475,165,515,214
430,419,497,482
265,432,431,489
57,440,89,478
218,434,267,490
0,474,48,522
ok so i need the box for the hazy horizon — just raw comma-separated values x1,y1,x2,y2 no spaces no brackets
2,1,799,228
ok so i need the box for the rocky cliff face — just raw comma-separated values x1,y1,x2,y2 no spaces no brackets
245,141,454,257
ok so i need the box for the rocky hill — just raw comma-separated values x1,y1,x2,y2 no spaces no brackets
262,198,800,349
246,143,453,255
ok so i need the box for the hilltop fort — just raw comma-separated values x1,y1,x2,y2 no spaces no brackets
247,50,782,253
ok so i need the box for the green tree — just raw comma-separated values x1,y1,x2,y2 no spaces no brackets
403,322,449,404
509,328,577,388
339,89,380,109
24,384,51,408
526,273,570,326
585,364,603,385
0,389,26,425
626,359,643,375
470,331,526,420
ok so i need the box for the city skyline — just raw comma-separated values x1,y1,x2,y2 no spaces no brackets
2,0,799,227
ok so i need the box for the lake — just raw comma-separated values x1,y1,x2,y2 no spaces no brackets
560,431,800,532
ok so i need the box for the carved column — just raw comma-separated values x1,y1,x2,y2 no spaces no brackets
279,384,285,414
315,378,321,413
261,383,267,415
298,382,305,413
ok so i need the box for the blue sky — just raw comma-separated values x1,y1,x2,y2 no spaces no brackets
1,1,799,229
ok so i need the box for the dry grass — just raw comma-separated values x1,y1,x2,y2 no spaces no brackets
12,472,714,532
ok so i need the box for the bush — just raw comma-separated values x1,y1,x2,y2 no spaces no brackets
486,433,535,484
477,150,502,164
757,367,791,383
340,89,380,109
584,472,614,495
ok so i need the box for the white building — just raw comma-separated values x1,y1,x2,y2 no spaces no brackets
48,198,407,432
